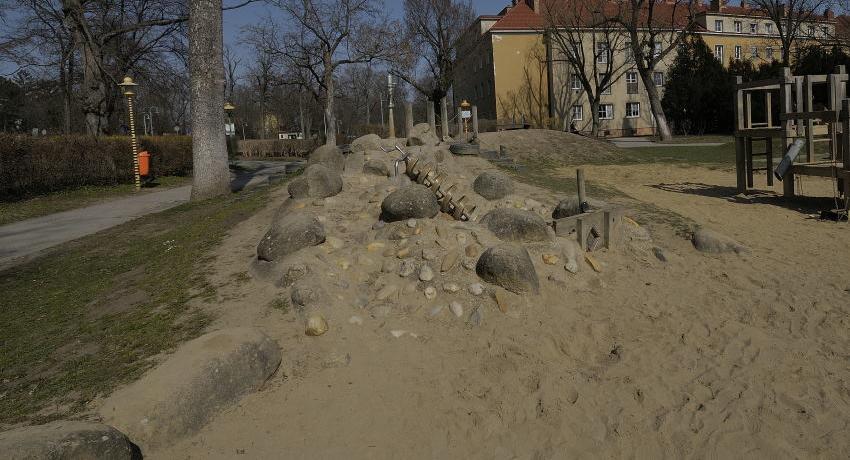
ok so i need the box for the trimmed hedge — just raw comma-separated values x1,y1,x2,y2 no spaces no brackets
237,139,316,158
0,134,193,199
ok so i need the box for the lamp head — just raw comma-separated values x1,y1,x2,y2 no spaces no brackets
118,76,138,96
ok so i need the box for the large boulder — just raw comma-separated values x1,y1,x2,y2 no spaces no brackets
476,244,540,294
0,421,138,460
257,213,325,262
307,144,345,172
351,133,382,152
99,328,281,452
553,197,606,219
480,208,552,243
473,171,514,200
363,159,391,177
407,123,439,147
288,164,343,199
692,228,749,254
380,185,440,222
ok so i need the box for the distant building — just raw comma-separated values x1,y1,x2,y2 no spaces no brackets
453,0,836,137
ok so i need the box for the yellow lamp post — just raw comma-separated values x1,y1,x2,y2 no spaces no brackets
460,99,472,141
118,76,141,191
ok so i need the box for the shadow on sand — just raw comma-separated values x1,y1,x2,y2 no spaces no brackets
649,182,842,216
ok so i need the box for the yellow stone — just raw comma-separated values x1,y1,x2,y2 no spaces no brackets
367,242,385,252
542,254,559,265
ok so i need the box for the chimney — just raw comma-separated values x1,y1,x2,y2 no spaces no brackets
709,0,724,12
825,8,834,19
740,0,747,9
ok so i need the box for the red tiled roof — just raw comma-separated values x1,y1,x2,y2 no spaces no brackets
490,2,544,30
489,0,703,31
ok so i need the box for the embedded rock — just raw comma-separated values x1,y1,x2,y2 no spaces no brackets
407,123,440,147
307,144,345,172
99,328,281,451
257,214,326,262
0,421,137,460
288,164,343,199
480,208,551,243
363,159,391,177
473,171,514,200
692,228,750,254
380,185,440,222
351,133,382,152
552,197,606,219
476,244,540,294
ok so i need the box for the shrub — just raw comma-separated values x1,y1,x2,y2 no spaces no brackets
237,139,316,158
0,134,193,200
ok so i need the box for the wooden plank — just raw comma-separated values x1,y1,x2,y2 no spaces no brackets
805,76,815,162
735,76,745,131
779,110,838,122
767,90,774,127
734,127,785,137
790,163,850,178
781,67,795,197
745,92,752,128
736,77,782,90
766,137,774,186
746,137,754,188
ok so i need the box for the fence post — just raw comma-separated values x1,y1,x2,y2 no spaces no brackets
440,97,449,140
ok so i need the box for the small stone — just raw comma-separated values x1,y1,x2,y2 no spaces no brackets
397,247,411,258
465,244,479,258
462,258,476,270
653,247,668,262
564,259,579,274
399,259,416,277
542,254,559,265
585,254,602,273
367,242,385,252
390,330,408,338
422,248,440,261
450,301,463,317
413,226,422,235
468,307,482,327
407,219,418,228
468,283,484,296
372,221,386,230
441,250,459,273
494,289,511,313
349,315,363,325
382,259,398,273
419,265,435,281
376,284,398,300
424,286,437,300
566,388,579,404
443,283,460,293
291,284,318,307
429,304,444,317
306,315,329,336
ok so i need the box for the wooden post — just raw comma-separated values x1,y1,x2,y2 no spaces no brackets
746,137,754,188
842,99,850,198
766,91,773,127
427,102,436,136
745,92,753,128
472,105,479,140
781,67,795,197
576,168,587,212
829,73,839,161
804,75,814,162
457,107,463,139
793,76,801,134
440,97,449,140
404,102,414,138
766,136,774,186
735,76,747,193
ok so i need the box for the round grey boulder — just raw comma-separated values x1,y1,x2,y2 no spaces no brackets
288,164,343,199
480,208,551,243
380,185,440,222
476,244,540,294
473,171,514,200
407,123,440,147
363,159,391,177
307,144,345,172
0,421,138,460
351,133,382,152
257,213,326,262
692,227,749,254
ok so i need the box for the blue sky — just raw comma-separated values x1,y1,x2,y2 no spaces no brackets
222,0,500,49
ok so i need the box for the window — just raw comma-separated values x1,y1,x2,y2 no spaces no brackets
750,46,759,58
808,25,815,36
734,21,742,32
626,102,640,118
570,74,581,91
766,47,774,60
571,105,583,121
596,42,610,64
750,23,758,33
715,44,724,61
653,72,664,87
653,42,662,58
822,26,829,36
734,45,742,60
598,104,613,120
715,20,723,32
601,73,612,95
626,71,639,94
765,23,773,34
624,42,633,62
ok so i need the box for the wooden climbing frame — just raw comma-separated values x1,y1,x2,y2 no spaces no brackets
734,66,850,198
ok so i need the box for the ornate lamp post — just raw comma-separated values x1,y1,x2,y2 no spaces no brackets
118,76,141,191
387,74,396,138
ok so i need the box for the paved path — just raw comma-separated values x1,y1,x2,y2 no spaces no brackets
0,160,300,271
610,137,726,148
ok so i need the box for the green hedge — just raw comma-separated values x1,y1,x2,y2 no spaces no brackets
0,134,193,200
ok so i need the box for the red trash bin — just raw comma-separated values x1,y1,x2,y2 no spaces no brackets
139,151,150,177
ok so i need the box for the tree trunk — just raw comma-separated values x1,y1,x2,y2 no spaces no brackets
322,52,336,146
189,0,231,201
638,68,672,141
590,98,600,138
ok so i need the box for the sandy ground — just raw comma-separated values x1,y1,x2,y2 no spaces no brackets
138,151,849,459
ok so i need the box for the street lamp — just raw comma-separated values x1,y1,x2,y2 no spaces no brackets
118,76,141,191
387,74,396,138
224,102,237,159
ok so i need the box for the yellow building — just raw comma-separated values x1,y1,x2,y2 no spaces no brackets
453,0,837,136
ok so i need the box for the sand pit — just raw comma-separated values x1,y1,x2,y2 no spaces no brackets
92,139,850,459
477,129,623,164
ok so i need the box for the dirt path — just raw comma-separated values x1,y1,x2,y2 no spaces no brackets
142,159,850,459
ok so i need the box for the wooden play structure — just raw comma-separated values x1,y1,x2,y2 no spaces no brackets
734,66,850,202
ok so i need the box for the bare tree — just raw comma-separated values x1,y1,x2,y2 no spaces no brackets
394,0,474,115
268,0,397,145
189,0,230,200
224,44,242,102
544,0,631,137
614,0,698,141
748,0,835,65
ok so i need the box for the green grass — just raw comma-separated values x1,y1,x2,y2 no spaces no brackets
0,184,272,427
0,176,190,226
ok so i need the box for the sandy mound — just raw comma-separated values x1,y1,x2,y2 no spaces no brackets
477,129,623,164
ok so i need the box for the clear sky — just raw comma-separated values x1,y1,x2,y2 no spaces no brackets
222,0,501,49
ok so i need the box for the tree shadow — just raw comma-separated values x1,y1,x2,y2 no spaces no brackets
649,181,839,215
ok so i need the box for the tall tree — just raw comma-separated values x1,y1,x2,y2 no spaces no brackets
394,0,474,113
614,0,698,141
188,0,230,200
748,0,834,66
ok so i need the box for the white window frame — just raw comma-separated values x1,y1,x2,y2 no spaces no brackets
734,21,742,33
653,72,664,87
598,104,613,120
626,71,638,84
750,23,758,33
734,45,742,60
571,105,583,121
653,43,662,58
750,46,759,58
766,46,774,60
765,23,773,34
601,73,612,95
822,26,829,36
714,20,723,32
715,44,724,62
596,42,610,64
626,102,640,118
570,74,581,91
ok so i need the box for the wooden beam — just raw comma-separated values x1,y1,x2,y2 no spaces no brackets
736,77,782,90
804,75,815,162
